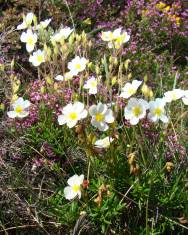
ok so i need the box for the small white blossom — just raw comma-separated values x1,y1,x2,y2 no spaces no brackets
20,29,37,52
83,77,98,94
89,103,114,131
55,75,64,81
148,98,169,123
55,72,73,81
29,50,45,66
17,12,34,30
94,136,114,148
101,28,130,49
51,27,73,42
124,98,148,125
7,97,31,119
182,90,188,105
101,31,114,42
36,18,51,30
64,174,84,200
108,28,130,49
68,56,88,76
120,80,142,99
163,89,184,103
58,102,87,128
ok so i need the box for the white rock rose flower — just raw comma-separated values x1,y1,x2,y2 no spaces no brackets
83,77,98,94
51,27,73,42
36,18,51,30
120,80,142,99
68,56,88,76
17,12,34,30
148,98,169,123
94,136,114,148
89,103,114,131
58,102,88,128
29,50,45,66
7,97,31,119
55,72,73,81
108,28,130,48
124,98,148,125
20,29,37,52
101,31,114,42
64,174,84,200
163,89,184,103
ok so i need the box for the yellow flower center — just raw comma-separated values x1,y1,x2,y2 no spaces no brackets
95,113,104,122
133,106,142,117
37,55,44,63
69,112,78,120
15,105,23,113
109,32,114,40
75,63,81,70
171,93,177,100
27,38,34,45
90,81,97,88
154,107,162,116
128,87,135,95
72,185,80,192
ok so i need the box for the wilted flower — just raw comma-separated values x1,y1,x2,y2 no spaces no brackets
68,56,88,76
89,103,114,131
29,50,45,66
7,97,31,119
124,98,148,125
163,89,184,103
64,174,84,200
120,80,142,99
83,76,98,94
17,12,34,30
94,136,114,148
148,98,169,123
58,102,87,128
20,29,37,52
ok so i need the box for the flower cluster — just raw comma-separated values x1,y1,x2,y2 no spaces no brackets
7,12,188,202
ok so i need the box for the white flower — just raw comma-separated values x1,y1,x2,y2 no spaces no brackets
7,97,31,119
29,50,45,66
68,56,88,76
89,103,114,131
64,174,84,200
113,31,130,49
148,98,169,123
120,80,142,99
124,98,148,125
51,27,73,42
55,75,64,81
83,77,98,94
101,31,114,42
36,18,51,30
182,90,188,105
163,89,184,103
55,72,73,81
94,136,114,148
17,12,34,30
20,29,37,52
58,102,87,128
